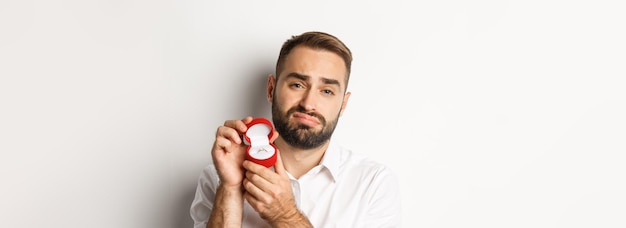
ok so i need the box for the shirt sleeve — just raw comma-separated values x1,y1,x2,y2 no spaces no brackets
363,165,403,228
189,165,220,228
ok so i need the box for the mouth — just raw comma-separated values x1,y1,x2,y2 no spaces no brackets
292,112,321,127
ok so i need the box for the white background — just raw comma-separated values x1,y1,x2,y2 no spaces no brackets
1,0,625,227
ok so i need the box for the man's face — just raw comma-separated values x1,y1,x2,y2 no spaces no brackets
269,46,351,149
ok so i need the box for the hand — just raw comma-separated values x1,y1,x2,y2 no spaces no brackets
243,151,308,226
211,116,254,188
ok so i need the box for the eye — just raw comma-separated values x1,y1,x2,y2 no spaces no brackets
290,83,304,89
322,89,335,95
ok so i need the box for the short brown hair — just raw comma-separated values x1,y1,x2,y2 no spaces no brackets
275,31,353,87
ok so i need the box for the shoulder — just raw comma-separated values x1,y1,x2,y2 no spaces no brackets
332,144,399,184
331,144,402,208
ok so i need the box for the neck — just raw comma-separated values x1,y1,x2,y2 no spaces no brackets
274,137,330,179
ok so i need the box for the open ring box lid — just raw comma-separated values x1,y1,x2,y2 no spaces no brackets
243,118,277,168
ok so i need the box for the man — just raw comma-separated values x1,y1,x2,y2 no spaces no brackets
190,31,402,227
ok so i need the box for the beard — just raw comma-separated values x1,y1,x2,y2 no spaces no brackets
272,99,340,150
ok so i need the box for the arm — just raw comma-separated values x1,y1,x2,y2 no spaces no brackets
204,117,255,227
189,165,244,228
207,184,244,228
264,210,312,228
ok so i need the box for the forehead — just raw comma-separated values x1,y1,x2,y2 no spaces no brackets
280,46,348,86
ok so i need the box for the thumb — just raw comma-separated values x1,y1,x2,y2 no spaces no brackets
269,130,279,143
273,148,287,176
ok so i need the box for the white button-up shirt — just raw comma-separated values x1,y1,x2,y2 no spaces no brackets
190,141,402,227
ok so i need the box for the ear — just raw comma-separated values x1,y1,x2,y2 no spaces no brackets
339,91,351,117
267,74,276,104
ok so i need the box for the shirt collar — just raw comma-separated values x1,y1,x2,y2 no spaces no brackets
318,139,341,182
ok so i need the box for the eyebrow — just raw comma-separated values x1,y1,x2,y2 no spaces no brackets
285,72,342,87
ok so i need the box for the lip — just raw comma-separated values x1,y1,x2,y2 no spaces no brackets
292,112,320,127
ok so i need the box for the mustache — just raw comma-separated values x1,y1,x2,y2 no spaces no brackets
287,106,326,125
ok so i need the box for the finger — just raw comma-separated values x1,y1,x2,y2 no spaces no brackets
243,190,262,211
243,175,270,203
216,125,243,144
273,149,288,177
245,168,274,192
242,116,254,124
243,160,267,177
243,179,258,202
223,118,249,135
214,137,232,150
243,160,278,185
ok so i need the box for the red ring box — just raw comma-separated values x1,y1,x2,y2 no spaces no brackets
243,118,277,168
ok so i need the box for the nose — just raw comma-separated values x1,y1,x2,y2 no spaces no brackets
299,89,318,111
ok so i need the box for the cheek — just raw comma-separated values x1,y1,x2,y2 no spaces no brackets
274,94,298,111
322,100,344,117
275,88,302,106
